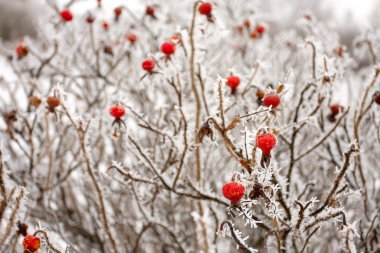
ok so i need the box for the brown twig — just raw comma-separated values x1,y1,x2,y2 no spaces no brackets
310,144,357,216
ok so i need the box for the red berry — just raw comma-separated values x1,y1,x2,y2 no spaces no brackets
374,91,380,105
127,33,137,43
16,44,28,58
256,24,266,34
23,235,41,253
47,96,60,108
250,31,259,39
86,15,95,24
60,9,73,22
330,104,343,115
161,42,176,55
142,59,155,72
198,2,212,16
102,21,109,30
256,133,277,155
109,105,125,119
226,75,240,89
114,7,122,17
146,6,155,16
222,182,245,203
29,95,42,108
262,94,281,108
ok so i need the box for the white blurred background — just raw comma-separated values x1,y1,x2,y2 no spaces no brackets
0,0,379,43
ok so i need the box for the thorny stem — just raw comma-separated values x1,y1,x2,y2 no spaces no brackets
189,1,203,182
189,2,209,253
299,226,319,253
218,80,226,129
239,109,271,119
62,106,119,253
0,149,7,222
33,230,62,253
220,220,256,253
294,200,313,231
294,108,349,161
364,214,378,252
172,107,188,188
306,41,317,80
364,39,377,65
208,117,252,173
286,83,313,196
132,222,186,253
353,67,380,219
310,144,357,216
0,187,26,245
113,142,228,206
197,64,211,116
304,211,347,231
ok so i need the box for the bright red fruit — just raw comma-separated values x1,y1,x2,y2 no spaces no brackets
262,94,281,108
127,34,137,43
60,9,73,22
16,44,28,58
109,106,125,119
142,59,155,72
102,21,109,30
161,42,176,55
256,133,277,155
23,235,41,253
330,104,344,115
198,2,212,16
146,6,155,16
222,182,245,203
114,7,122,17
226,75,240,89
256,24,266,34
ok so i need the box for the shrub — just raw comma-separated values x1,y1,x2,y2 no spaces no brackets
0,1,379,252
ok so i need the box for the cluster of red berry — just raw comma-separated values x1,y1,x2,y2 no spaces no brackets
139,37,180,79
235,19,267,39
250,24,266,39
222,131,277,204
225,76,282,111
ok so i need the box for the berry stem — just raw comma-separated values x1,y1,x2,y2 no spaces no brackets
294,108,349,162
218,80,226,129
32,230,61,253
0,150,7,222
62,105,119,253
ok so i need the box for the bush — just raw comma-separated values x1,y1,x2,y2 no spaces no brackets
0,1,379,252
